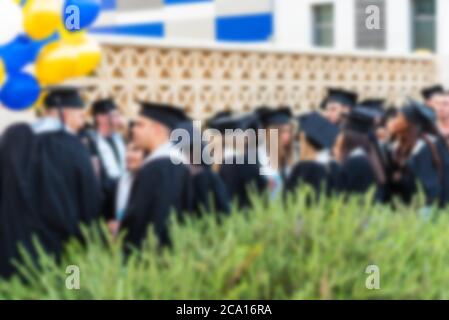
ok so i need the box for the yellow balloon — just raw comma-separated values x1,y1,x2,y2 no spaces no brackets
0,59,5,86
23,0,61,40
58,21,86,43
31,92,47,113
71,35,102,77
35,41,77,85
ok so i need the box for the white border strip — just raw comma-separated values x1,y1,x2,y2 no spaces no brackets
94,2,215,27
215,0,272,17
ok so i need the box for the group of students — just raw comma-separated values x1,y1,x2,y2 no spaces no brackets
1,84,449,279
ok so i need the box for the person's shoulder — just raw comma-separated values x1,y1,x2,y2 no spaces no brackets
38,131,89,159
141,158,190,176
292,161,327,173
409,140,434,166
194,167,221,183
341,155,372,173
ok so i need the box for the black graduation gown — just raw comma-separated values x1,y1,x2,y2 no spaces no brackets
78,128,117,220
34,130,102,227
435,137,449,207
218,154,267,209
407,142,441,205
0,124,38,278
0,125,101,279
335,155,376,195
190,165,230,215
121,158,193,249
386,141,441,206
285,161,329,197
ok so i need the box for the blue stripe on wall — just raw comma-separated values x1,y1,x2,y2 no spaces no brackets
101,0,116,10
91,23,164,37
216,13,273,42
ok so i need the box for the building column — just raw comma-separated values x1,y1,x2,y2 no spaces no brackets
386,0,411,55
335,0,355,52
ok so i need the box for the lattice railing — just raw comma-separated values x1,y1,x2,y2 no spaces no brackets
77,39,439,119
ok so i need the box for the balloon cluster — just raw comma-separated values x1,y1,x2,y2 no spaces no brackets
0,0,102,111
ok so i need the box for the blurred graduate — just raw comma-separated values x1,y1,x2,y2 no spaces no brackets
173,120,230,216
120,102,194,249
321,88,358,125
80,98,126,220
286,112,340,197
333,107,387,198
256,107,295,197
0,87,101,278
207,112,267,209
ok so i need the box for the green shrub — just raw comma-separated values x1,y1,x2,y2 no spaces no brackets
1,188,449,300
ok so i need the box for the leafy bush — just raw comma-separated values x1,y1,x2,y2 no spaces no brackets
1,188,449,300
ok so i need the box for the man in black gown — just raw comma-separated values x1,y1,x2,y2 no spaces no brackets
0,87,102,279
120,102,194,249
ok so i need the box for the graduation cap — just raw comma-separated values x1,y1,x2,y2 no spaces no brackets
421,85,444,101
208,112,260,133
258,107,293,127
206,110,233,128
359,99,385,111
379,107,398,126
343,107,381,134
322,88,358,109
139,101,189,129
299,112,340,149
92,98,117,115
402,99,437,132
44,86,85,109
254,106,271,117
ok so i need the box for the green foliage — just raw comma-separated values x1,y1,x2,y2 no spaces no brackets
1,188,449,300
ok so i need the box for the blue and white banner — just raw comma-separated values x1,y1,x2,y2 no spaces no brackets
92,0,273,42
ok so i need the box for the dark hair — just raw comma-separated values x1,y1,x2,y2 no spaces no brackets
391,115,442,179
339,129,387,185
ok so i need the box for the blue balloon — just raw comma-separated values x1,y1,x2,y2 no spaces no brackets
64,0,101,31
0,36,35,73
0,34,59,74
0,73,40,111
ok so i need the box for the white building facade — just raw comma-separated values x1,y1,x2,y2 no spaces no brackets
95,0,449,56
274,0,449,56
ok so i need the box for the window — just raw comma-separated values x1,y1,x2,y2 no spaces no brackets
313,4,334,47
412,0,436,52
355,0,386,50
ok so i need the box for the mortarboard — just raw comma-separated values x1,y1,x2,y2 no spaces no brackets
44,87,84,109
323,88,358,109
343,107,381,134
208,112,260,133
421,85,444,101
258,107,293,127
299,112,340,149
254,106,272,118
359,99,385,111
402,100,437,132
206,110,233,128
139,101,189,129
92,98,117,115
